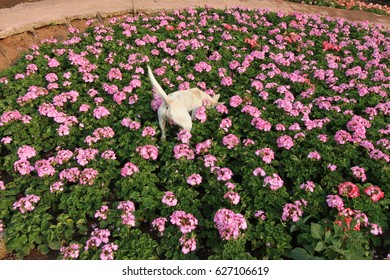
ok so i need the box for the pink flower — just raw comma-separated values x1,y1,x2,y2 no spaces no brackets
173,144,195,160
214,208,247,240
187,174,202,186
117,201,136,226
307,151,321,161
251,117,272,131
300,181,315,192
79,168,99,185
151,217,168,235
162,191,178,207
216,167,233,181
351,166,367,182
95,205,109,220
14,159,34,175
93,106,111,119
194,61,212,72
59,167,80,182
170,211,198,234
121,162,139,177
277,135,294,150
327,164,337,171
282,199,307,222
142,126,156,137
34,159,56,177
195,139,212,154
254,210,267,221
195,106,207,123
107,68,122,81
60,243,80,260
1,137,12,144
179,235,197,254
224,191,240,205
17,145,37,160
334,130,352,144
0,181,5,191
203,154,217,167
326,195,344,210
370,224,383,235
253,167,266,177
219,118,232,132
13,194,40,214
100,243,118,260
229,95,243,107
177,130,192,143
136,145,159,160
255,148,274,164
263,174,284,190
101,150,117,160
222,134,240,149
221,76,233,86
50,181,64,193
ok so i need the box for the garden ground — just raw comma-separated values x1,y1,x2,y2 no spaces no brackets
0,0,389,260
1,0,390,71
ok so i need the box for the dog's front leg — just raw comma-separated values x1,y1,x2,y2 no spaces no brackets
191,106,200,121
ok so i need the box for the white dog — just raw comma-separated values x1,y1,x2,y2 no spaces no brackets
147,64,221,140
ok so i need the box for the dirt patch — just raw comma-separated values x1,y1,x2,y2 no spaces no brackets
0,0,43,9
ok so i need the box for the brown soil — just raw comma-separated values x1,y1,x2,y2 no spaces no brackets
0,0,43,9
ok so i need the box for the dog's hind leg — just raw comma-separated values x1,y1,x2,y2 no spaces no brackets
158,107,167,141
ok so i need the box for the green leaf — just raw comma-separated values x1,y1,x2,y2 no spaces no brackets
37,244,50,255
289,248,312,260
311,223,324,240
48,241,62,250
314,241,326,252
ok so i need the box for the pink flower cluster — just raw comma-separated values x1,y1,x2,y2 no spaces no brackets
173,144,195,160
263,174,284,190
95,205,109,220
169,210,198,254
60,243,81,259
187,174,202,186
162,191,178,207
100,243,119,260
281,199,307,222
222,134,240,149
121,162,140,177
170,211,198,234
84,127,115,146
118,201,136,226
76,148,98,166
13,194,40,214
121,118,141,130
214,208,247,240
136,145,159,160
17,86,49,105
151,217,167,235
0,110,31,126
255,148,274,164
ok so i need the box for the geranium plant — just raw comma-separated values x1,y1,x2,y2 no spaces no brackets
0,6,389,260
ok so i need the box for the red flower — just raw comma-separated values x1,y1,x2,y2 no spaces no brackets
338,182,360,198
364,185,385,202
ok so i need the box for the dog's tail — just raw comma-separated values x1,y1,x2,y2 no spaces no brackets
147,64,172,106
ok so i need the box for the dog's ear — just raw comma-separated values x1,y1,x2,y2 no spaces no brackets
213,94,221,102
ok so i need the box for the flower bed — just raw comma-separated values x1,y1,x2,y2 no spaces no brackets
0,7,389,260
288,0,390,16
